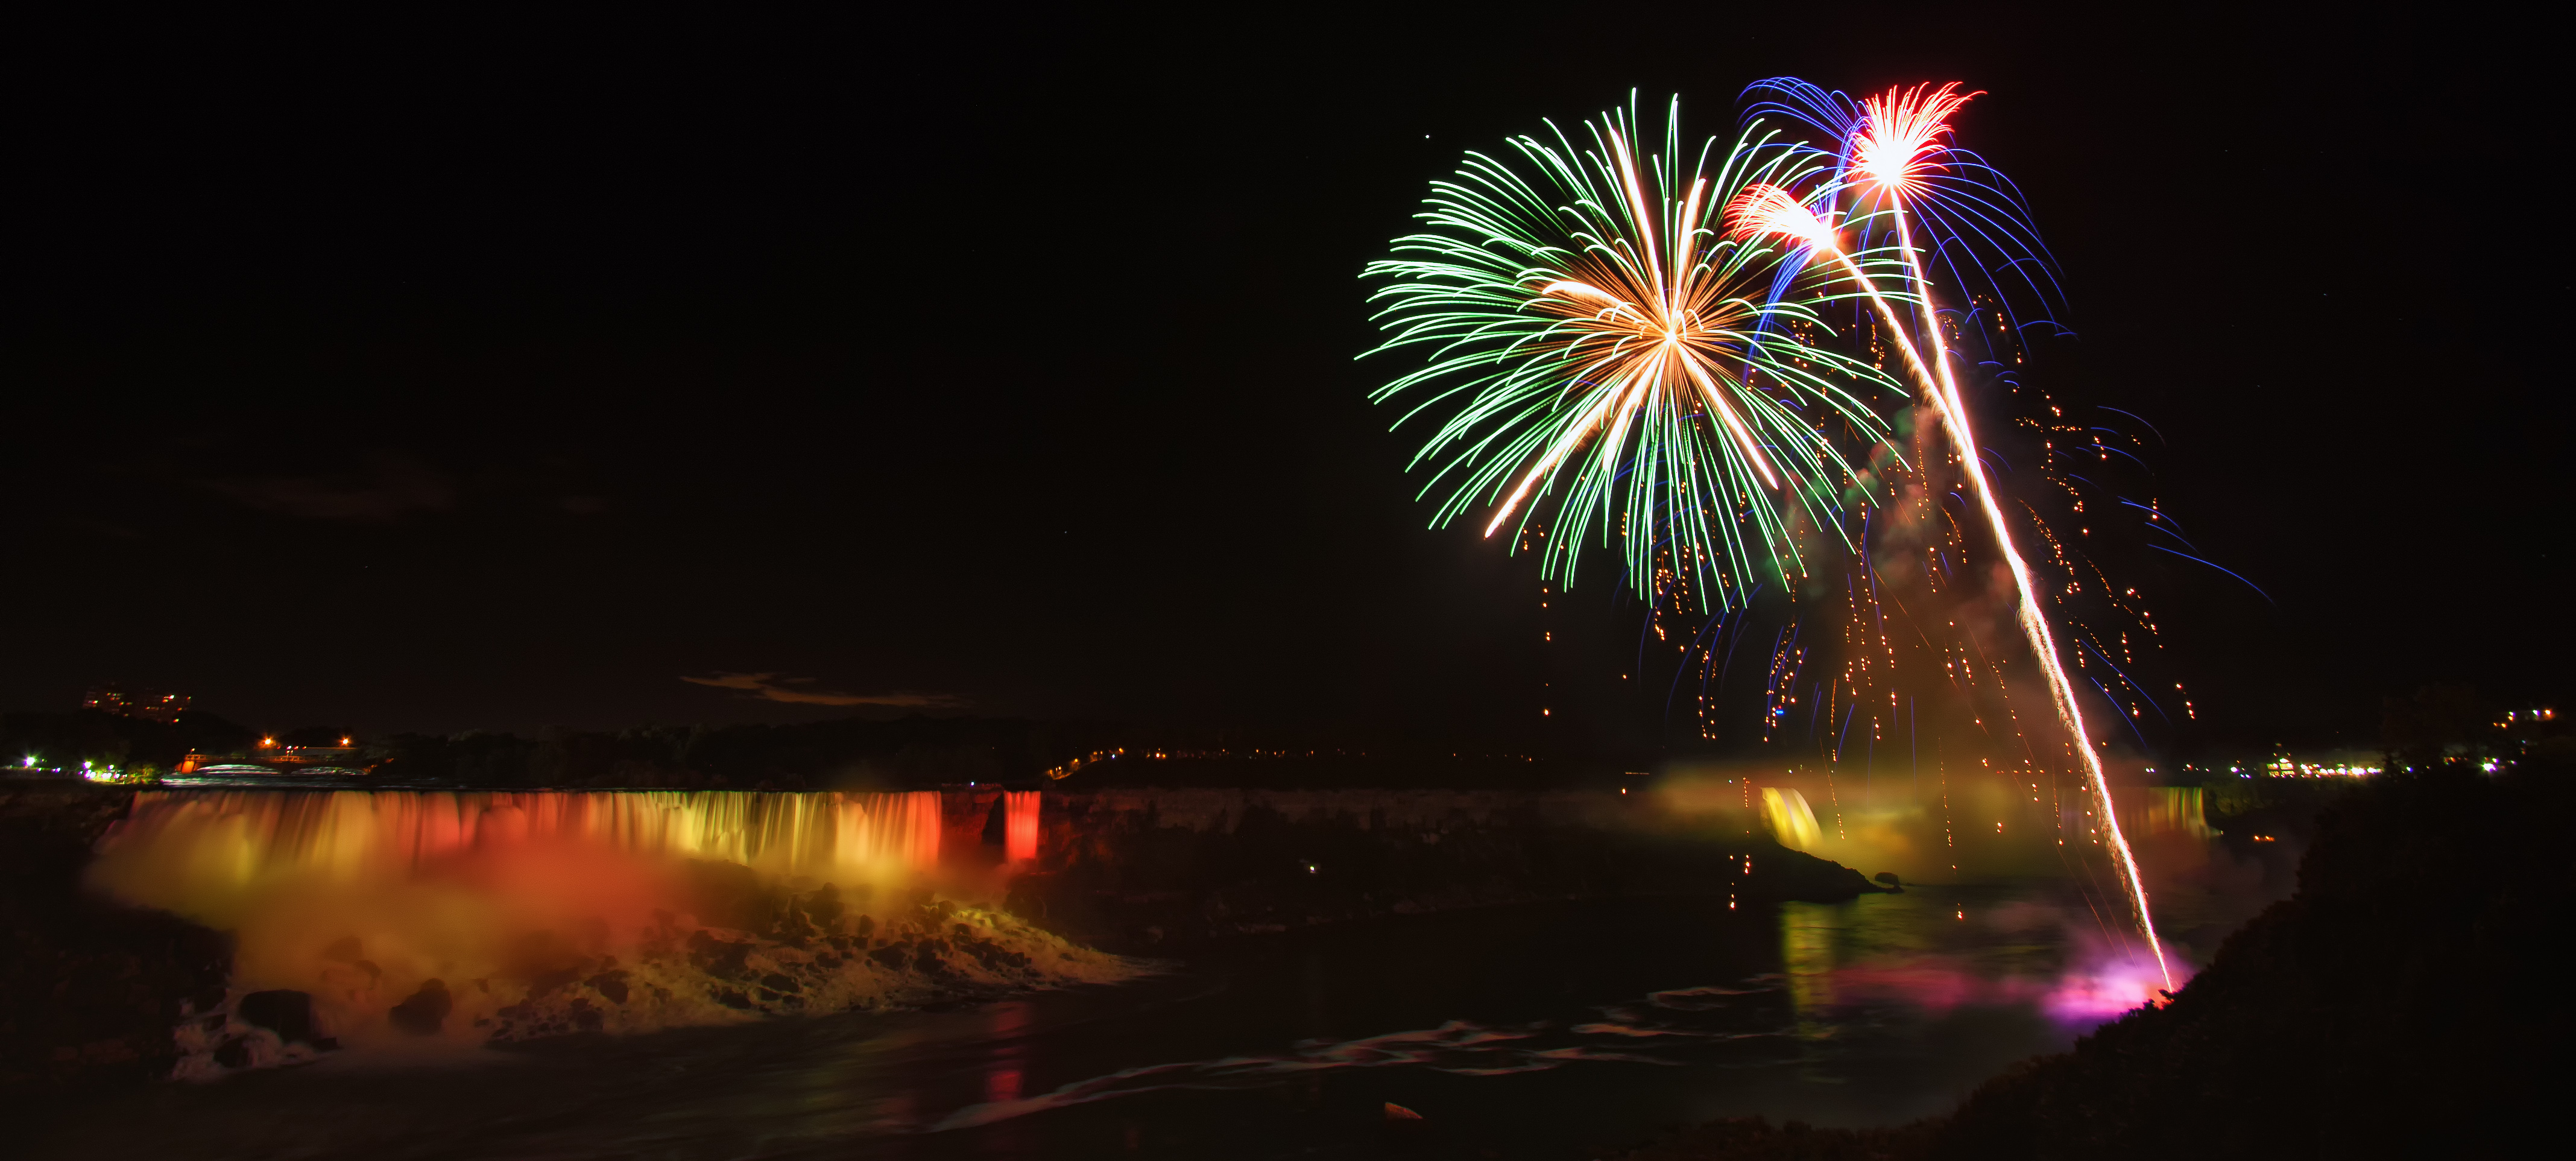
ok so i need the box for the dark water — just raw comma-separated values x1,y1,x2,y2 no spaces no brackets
35,885,2161,1160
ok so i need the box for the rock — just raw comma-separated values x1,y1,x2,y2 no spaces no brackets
684,858,772,931
238,990,315,1044
587,971,631,1004
686,929,755,980
525,966,581,998
388,979,453,1036
1874,872,1904,891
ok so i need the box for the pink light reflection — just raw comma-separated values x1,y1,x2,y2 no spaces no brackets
985,1066,1024,1105
983,1000,1032,1106
1818,951,2188,1027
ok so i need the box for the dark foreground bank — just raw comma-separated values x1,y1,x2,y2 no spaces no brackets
1605,764,2569,1160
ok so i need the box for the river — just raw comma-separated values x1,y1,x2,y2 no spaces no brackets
30,874,2271,1160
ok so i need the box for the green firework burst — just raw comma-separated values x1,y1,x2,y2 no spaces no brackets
1362,95,1910,609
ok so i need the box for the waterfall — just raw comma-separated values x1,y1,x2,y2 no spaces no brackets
2132,786,2217,841
86,789,1124,1069
98,788,945,890
1003,791,1040,863
1760,788,1824,852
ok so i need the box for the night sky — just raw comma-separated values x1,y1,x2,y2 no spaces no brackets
4,7,2560,755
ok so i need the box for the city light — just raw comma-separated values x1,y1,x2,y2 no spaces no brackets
2262,758,2380,778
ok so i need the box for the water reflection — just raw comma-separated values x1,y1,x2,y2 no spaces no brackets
984,1001,1031,1105
897,886,2172,1153
1787,886,2191,1037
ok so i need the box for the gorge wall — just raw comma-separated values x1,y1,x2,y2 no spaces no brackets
945,786,1883,952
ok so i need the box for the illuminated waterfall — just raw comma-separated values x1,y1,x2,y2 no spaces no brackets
1003,791,1040,862
89,789,1125,1065
2131,787,2216,841
98,788,945,888
1760,787,1824,852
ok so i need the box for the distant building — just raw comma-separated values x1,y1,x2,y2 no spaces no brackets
2259,747,2381,778
177,738,362,776
84,683,191,724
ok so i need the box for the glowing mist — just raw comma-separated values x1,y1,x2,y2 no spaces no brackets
1882,168,2171,991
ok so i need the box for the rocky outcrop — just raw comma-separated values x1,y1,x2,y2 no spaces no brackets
0,786,230,1091
461,882,1137,1045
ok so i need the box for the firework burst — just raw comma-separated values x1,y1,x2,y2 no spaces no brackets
1362,96,1907,609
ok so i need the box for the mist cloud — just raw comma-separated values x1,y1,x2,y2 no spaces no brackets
680,672,960,707
203,452,456,522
